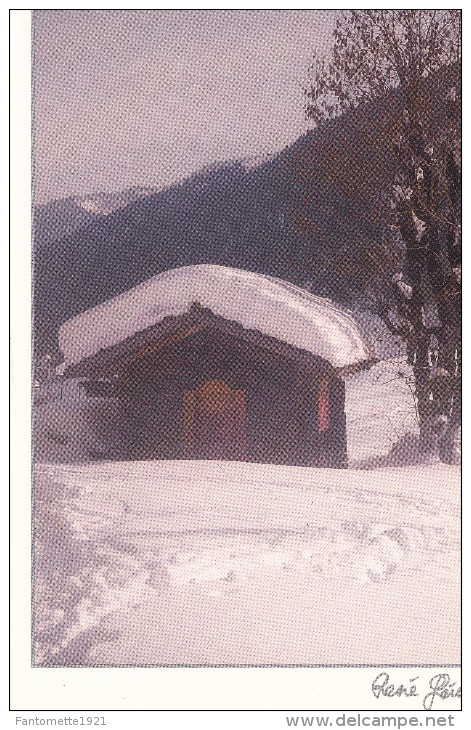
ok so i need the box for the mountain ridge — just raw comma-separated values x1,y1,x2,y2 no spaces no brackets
34,68,455,360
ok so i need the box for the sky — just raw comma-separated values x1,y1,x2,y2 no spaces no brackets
33,10,336,204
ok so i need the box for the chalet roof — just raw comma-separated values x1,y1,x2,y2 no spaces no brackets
58,265,375,373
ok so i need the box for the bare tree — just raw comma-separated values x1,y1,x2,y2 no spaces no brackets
303,9,461,462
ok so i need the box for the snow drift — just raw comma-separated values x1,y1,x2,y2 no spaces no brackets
33,459,460,666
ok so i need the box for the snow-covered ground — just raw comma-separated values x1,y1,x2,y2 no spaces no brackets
33,456,459,667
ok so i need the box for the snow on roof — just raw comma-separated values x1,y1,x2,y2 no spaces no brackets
58,265,374,370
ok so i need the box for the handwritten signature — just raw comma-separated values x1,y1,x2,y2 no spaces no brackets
372,672,461,710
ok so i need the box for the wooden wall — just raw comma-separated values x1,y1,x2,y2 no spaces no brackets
113,326,347,467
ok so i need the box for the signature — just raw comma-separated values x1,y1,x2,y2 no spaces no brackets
372,672,461,710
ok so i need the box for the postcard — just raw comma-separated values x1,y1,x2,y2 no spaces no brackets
10,8,461,716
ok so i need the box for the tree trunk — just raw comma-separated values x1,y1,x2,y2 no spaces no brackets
439,422,461,465
412,360,439,457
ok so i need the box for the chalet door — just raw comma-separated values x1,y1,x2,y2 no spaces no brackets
183,379,246,460
318,378,330,433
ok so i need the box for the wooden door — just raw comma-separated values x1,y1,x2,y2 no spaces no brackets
183,379,246,459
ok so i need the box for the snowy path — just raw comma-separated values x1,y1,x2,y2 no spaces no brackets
33,459,460,666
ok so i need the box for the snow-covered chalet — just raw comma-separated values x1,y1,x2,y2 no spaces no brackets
59,265,375,467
